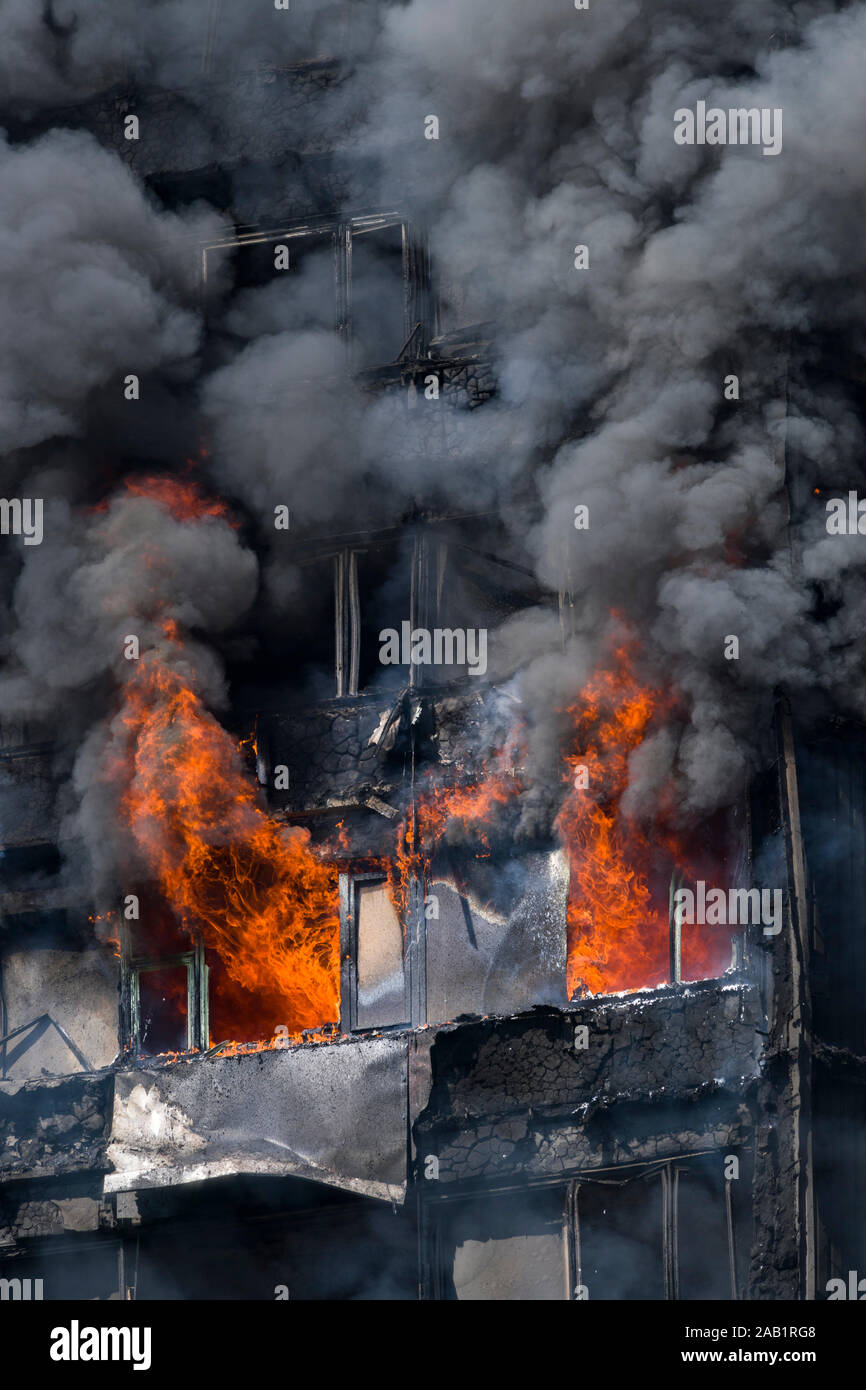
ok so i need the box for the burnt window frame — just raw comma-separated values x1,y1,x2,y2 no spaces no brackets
295,535,412,700
294,544,366,700
338,870,410,1034
291,519,547,702
422,1153,747,1301
120,925,209,1059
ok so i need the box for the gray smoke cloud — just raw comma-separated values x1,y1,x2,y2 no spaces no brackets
0,0,383,106
0,126,220,456
1,0,865,894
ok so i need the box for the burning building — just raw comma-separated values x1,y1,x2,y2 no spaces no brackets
1,2,865,1303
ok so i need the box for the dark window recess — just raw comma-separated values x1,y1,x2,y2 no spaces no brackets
288,555,337,699
0,1242,124,1301
0,842,62,886
122,894,208,1057
294,540,410,700
0,909,70,950
578,1172,666,1300
135,965,190,1056
126,899,189,959
223,233,336,340
675,1160,736,1300
132,1181,418,1300
428,1156,742,1301
356,541,411,693
800,727,866,1054
436,545,541,636
290,524,550,702
409,532,548,690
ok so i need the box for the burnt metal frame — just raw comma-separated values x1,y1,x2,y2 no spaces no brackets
296,536,399,700
338,870,413,1034
200,211,432,368
120,925,209,1057
420,1153,743,1302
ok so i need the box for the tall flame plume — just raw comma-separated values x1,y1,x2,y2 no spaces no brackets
119,633,340,1038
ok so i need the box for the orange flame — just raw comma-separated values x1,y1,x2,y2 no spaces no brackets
557,637,732,996
387,763,520,918
117,640,340,1039
99,471,733,1043
100,473,339,1044
121,474,236,524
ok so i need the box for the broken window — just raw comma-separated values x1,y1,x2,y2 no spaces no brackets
405,526,548,690
132,963,193,1056
429,1155,745,1300
122,903,208,1058
435,1187,569,1301
576,1170,666,1299
349,221,408,369
285,519,553,703
339,873,407,1032
675,1156,741,1300
295,536,410,699
424,849,569,1025
575,1158,744,1300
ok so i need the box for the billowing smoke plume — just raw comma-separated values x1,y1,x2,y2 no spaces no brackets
1,0,865,896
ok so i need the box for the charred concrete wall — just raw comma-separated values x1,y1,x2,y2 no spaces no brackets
1,1178,110,1254
1,947,118,1082
268,701,386,813
266,689,513,816
0,1073,113,1184
415,985,763,1186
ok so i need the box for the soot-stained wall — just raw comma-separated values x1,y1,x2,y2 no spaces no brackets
415,985,763,1185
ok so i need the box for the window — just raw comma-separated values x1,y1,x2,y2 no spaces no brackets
295,536,410,699
449,1189,568,1301
339,872,408,1032
290,522,546,702
427,1155,746,1301
121,903,208,1057
432,1187,569,1301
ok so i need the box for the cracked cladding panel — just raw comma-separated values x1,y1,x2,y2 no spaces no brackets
104,1035,409,1202
415,986,764,1182
423,985,763,1121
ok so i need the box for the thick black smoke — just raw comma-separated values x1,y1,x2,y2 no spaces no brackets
1,0,865,893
